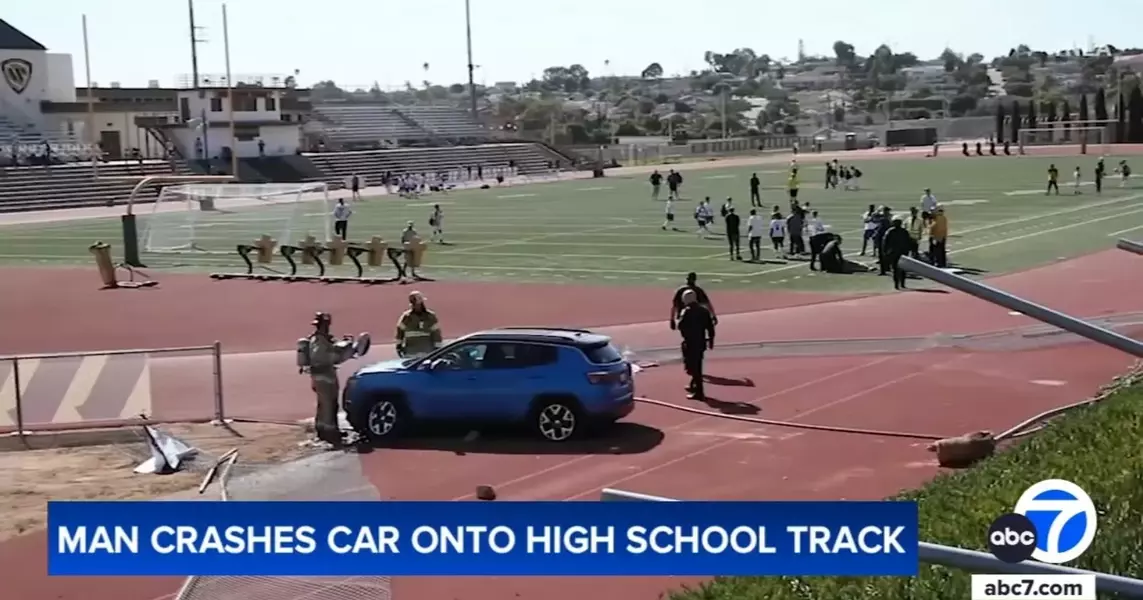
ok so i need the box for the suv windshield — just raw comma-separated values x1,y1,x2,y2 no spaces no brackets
582,342,623,364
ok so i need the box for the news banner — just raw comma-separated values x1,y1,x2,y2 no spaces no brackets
46,480,1102,600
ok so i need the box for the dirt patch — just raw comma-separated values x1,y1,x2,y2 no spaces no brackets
0,421,317,542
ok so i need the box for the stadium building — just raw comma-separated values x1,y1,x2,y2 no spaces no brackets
0,18,573,212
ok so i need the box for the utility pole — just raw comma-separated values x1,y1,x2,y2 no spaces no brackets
188,0,205,88
464,0,478,121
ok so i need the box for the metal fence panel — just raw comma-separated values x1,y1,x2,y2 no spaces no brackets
0,344,222,434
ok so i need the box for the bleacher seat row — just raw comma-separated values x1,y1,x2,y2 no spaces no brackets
0,161,187,212
305,143,568,189
308,105,488,144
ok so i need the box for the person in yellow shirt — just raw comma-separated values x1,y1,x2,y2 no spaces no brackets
928,206,949,267
905,206,925,259
787,168,800,206
1047,163,1060,196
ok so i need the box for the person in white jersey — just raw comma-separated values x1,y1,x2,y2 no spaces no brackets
860,204,878,256
332,199,352,240
746,209,766,261
429,204,445,243
695,199,714,238
662,197,680,231
1073,166,1083,194
768,211,787,256
807,210,826,236
920,188,938,223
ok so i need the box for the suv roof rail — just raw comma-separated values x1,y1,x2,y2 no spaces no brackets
492,326,595,334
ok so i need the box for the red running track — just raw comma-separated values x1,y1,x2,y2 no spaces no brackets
0,340,1130,600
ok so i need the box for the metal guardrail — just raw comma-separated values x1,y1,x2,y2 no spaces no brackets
0,342,225,438
599,489,1143,597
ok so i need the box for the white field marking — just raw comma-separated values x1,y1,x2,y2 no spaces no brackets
941,199,990,206
702,174,736,180
437,223,634,254
1030,379,1068,387
1005,180,1097,196
1107,222,1143,237
576,186,614,192
406,201,455,207
496,193,538,199
423,263,753,277
749,193,1143,277
950,205,1143,255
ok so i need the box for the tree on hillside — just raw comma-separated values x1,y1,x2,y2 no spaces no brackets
1061,99,1072,141
1129,87,1143,143
1010,101,1022,143
640,63,664,79
1094,88,1109,121
1045,101,1057,142
1117,93,1127,143
703,48,764,77
1079,94,1090,124
996,102,1006,142
941,48,963,73
833,41,856,67
541,65,591,93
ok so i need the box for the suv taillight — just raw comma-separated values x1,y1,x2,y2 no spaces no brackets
588,366,629,385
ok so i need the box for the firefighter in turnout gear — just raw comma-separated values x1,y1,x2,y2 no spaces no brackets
395,291,442,358
299,312,344,446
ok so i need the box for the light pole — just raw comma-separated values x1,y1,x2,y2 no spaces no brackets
464,0,478,121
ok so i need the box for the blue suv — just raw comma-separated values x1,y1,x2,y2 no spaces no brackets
343,327,635,442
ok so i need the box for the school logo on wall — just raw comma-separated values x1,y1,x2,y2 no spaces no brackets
1,58,33,94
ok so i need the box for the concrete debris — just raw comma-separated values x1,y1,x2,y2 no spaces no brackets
135,425,199,474
475,485,497,501
927,430,996,468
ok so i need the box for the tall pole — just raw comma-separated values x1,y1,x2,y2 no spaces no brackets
188,0,201,89
222,3,238,177
464,0,478,121
81,15,98,177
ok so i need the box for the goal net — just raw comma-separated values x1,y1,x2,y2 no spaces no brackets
1018,126,1110,156
142,182,332,254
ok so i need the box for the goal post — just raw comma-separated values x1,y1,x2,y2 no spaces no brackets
1018,126,1109,156
141,182,332,256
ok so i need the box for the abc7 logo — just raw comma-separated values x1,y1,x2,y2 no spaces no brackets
988,513,1039,563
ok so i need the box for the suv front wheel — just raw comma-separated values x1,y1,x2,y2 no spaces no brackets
532,397,582,442
354,394,408,442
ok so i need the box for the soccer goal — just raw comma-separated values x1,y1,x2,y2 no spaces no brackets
1018,126,1110,156
142,182,332,255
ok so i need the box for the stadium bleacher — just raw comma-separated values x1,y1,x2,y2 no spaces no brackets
305,142,568,188
0,161,185,212
308,105,429,143
397,106,487,138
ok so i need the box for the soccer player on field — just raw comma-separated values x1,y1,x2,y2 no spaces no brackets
695,198,714,238
649,170,663,200
429,204,444,243
1073,166,1083,194
662,197,680,231
787,168,800,206
1046,164,1060,196
1119,160,1132,187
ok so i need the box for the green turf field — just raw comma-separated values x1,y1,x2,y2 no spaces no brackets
2,154,1142,292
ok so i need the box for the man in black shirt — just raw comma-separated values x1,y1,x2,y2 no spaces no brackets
667,170,683,200
650,170,663,200
724,208,742,260
881,218,913,290
749,173,761,206
676,289,716,400
670,272,717,330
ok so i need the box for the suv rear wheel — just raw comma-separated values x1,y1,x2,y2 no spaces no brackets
532,397,582,442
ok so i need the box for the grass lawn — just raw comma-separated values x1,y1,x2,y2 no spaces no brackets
669,373,1143,600
3,153,1143,292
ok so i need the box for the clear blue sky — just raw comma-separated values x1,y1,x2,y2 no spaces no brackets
4,0,1131,90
